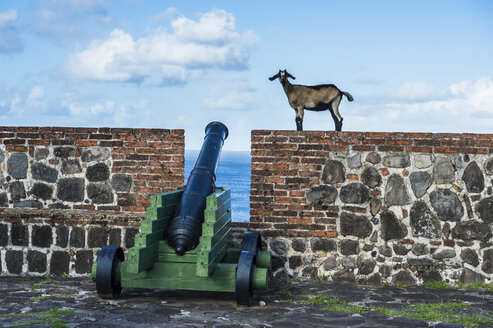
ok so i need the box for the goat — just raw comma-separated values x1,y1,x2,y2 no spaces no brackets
269,69,353,131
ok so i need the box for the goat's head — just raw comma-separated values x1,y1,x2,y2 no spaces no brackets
269,69,296,83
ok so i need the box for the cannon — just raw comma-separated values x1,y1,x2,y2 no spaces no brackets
92,122,271,306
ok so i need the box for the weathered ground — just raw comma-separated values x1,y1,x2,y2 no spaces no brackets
0,277,492,327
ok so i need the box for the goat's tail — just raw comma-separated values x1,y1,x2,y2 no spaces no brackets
341,91,354,102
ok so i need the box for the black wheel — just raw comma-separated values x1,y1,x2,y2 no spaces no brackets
241,232,261,263
96,246,124,299
235,251,255,306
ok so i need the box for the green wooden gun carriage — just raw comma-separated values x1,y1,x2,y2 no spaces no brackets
92,122,271,306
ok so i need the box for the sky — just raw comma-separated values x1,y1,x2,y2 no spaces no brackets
1,1,492,151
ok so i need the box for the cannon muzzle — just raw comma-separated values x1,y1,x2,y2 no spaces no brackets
167,122,229,255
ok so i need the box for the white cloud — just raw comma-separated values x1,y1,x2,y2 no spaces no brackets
28,0,115,44
65,9,257,85
347,77,493,133
204,75,257,111
0,9,23,54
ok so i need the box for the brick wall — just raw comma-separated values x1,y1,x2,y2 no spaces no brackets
1,126,184,276
0,126,184,212
249,130,493,286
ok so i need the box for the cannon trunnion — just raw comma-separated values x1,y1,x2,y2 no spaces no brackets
92,122,271,306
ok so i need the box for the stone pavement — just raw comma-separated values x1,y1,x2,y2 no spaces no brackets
0,276,492,327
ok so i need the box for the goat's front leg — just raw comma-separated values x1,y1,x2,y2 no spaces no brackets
295,108,304,131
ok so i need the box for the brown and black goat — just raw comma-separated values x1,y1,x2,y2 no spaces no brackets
269,69,353,131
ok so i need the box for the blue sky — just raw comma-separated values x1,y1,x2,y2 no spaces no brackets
1,1,492,150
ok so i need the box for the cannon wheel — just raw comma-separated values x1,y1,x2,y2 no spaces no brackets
96,246,124,299
241,232,262,264
235,251,255,306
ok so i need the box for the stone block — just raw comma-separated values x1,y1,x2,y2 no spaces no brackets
409,171,431,198
109,228,121,246
380,210,408,241
9,181,26,201
347,153,361,169
340,212,372,238
0,224,8,246
366,152,381,164
338,239,359,255
87,183,114,204
75,250,93,274
382,153,410,168
14,200,43,209
34,148,49,160
70,227,85,248
359,259,376,275
269,239,289,256
11,223,28,246
384,175,411,206
322,160,345,184
7,153,28,179
306,185,337,205
31,162,58,183
361,166,381,188
31,182,53,200
124,228,138,248
432,249,456,260
0,192,8,207
81,147,110,162
86,163,110,182
292,238,307,252
391,270,416,286
54,147,75,158
475,196,493,224
50,251,70,276
482,249,493,274
410,201,440,238
462,161,484,193
88,227,108,248
433,157,455,184
111,174,132,192
311,238,337,252
57,178,85,202
32,225,53,248
452,221,492,242
340,183,370,204
61,159,82,175
56,226,69,248
289,255,302,269
414,154,433,169
460,248,479,267
27,250,47,273
430,189,464,222
6,250,23,274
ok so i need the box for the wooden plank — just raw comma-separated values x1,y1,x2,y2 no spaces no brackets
126,243,158,273
134,230,164,248
205,189,230,210
150,190,182,207
204,198,231,223
146,204,176,220
158,251,197,263
202,209,231,236
196,236,230,277
121,261,236,292
199,221,231,251
140,216,172,234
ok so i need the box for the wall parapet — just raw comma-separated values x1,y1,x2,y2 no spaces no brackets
0,126,185,212
250,130,493,286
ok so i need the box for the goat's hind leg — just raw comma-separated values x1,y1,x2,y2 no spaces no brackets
329,97,343,131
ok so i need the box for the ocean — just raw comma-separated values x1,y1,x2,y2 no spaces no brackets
185,150,251,222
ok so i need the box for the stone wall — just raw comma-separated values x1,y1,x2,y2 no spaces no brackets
0,126,184,276
249,130,493,286
0,126,184,211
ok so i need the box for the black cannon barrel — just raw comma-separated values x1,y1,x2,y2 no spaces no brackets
167,122,229,255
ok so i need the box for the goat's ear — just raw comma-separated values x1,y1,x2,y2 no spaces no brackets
287,72,296,80
268,74,278,81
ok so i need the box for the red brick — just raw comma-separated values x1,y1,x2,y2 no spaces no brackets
312,231,337,237
379,168,390,176
378,145,404,152
434,147,460,153
462,148,488,154
17,127,40,132
347,174,359,180
429,241,442,246
74,205,95,210
28,140,50,146
288,218,312,224
406,146,432,153
76,140,98,147
407,132,433,138
443,240,455,247
352,145,375,151
342,206,366,213
6,146,27,152
366,132,391,138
